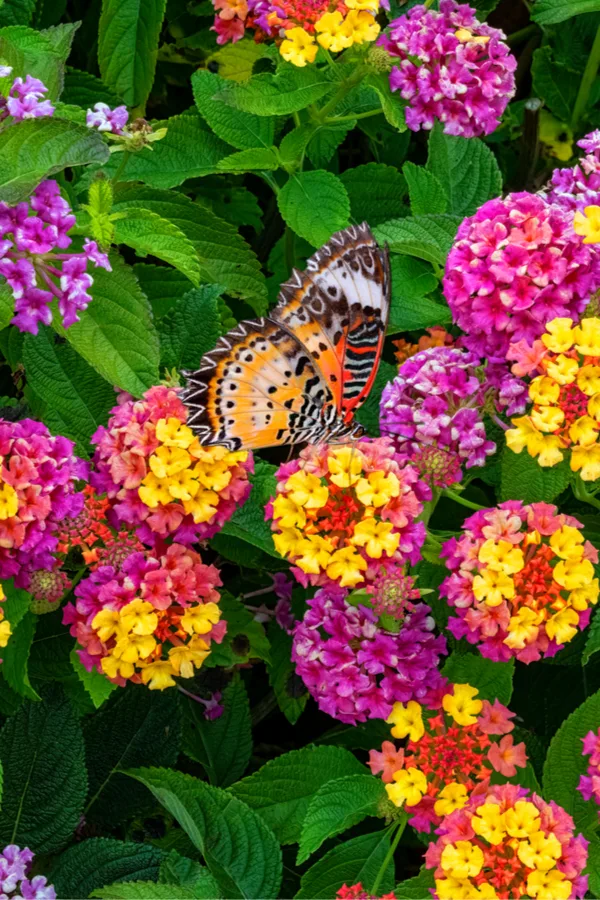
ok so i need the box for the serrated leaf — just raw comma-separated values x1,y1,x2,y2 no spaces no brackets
217,147,279,172
0,685,86,852
159,851,218,890
0,0,37,26
0,117,109,204
395,867,435,899
84,685,182,825
93,883,202,899
279,124,317,166
278,170,350,247
295,831,395,899
297,775,385,864
192,70,275,150
1,611,39,701
159,284,222,371
219,460,278,557
543,689,600,838
586,838,600,898
267,622,308,725
442,652,514,704
133,264,192,319
56,254,160,398
373,215,460,265
427,126,502,217
403,162,448,216
531,0,600,25
216,66,336,116
364,72,406,131
127,767,283,900
583,605,600,664
50,838,164,900
62,66,122,108
70,650,118,709
3,579,32,631
306,122,354,168
207,39,267,82
340,163,407,227
500,446,572,503
230,745,365,845
0,25,65,99
0,281,15,330
98,0,167,108
387,256,448,333
207,594,270,668
531,46,580,124
114,207,201,285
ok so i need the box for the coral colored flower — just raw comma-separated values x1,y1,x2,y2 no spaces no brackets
545,131,600,214
91,386,253,546
440,501,598,662
373,685,526,834
336,885,397,900
444,193,600,359
392,327,455,366
0,845,55,899
380,346,496,488
267,438,428,591
425,783,588,900
577,727,600,817
292,585,447,725
63,543,225,689
378,1,516,137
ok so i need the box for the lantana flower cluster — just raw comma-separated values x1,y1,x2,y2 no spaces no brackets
336,885,397,900
292,585,448,724
91,386,253,547
63,543,225,690
371,685,527,833
0,845,56,900
546,131,600,214
378,1,516,137
440,501,598,663
506,316,600,480
380,346,496,488
0,179,111,334
577,727,600,815
0,69,54,122
425,783,588,900
443,193,600,359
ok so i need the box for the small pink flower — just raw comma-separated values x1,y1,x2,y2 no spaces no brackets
368,741,404,783
478,699,515,735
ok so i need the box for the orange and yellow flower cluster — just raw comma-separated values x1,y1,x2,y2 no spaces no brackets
280,2,380,67
507,316,600,480
267,438,428,590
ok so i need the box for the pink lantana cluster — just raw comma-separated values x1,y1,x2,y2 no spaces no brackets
0,418,86,589
63,543,225,690
577,727,600,815
380,346,496,488
0,70,55,122
90,386,253,547
291,585,448,724
0,179,111,334
444,192,600,359
546,131,600,214
378,1,516,137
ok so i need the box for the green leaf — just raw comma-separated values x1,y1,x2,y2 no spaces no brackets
132,264,192,319
114,187,268,314
192,70,275,150
207,594,270,668
586,838,600,899
278,170,350,247
1,611,39,701
0,25,65,99
159,851,219,892
0,685,87,852
543,689,600,838
267,621,308,725
297,775,385,864
62,66,122,108
373,215,460,265
50,838,163,900
84,685,182,825
0,117,109,204
355,359,396,438
57,254,160,398
387,257,448,333
207,39,267,82
395,868,435,899
364,72,406,132
182,674,252,788
0,281,15,331
22,329,115,457
70,650,118,710
159,284,222,371
531,46,579,123
230,745,365,845
500,446,572,503
3,579,33,631
0,0,37,27
295,831,395,899
127,767,283,900
340,163,407,227
403,162,448,216
114,207,201,285
583,606,600,664
216,66,336,116
427,126,502,217
93,883,203,899
531,0,600,25
218,460,278,557
306,122,354,168
442,652,514,704
98,0,167,108
217,147,279,172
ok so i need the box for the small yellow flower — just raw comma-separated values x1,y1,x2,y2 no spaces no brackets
554,557,594,590
574,316,600,356
113,632,156,664
478,539,524,574
272,494,306,529
549,524,585,560
518,830,562,871
295,535,334,575
101,653,135,680
504,799,540,838
119,600,158,636
0,482,18,520
138,659,177,690
169,640,211,678
286,471,328,509
504,607,543,650
574,205,600,244
181,602,221,636
0,618,11,648
434,783,469,817
326,546,367,587
546,607,580,644
541,318,575,353
194,460,233,493
280,27,318,66
435,878,476,900
440,841,484,880
569,579,600,610
343,8,380,43
155,418,195,449
588,392,600,421
569,415,600,447
182,489,219,523
529,432,566,467
139,473,173,508
472,567,515,607
454,27,489,44
92,609,123,643
386,767,427,808
529,375,560,406
166,469,199,502
443,684,482,726
571,442,600,480
530,406,564,433
545,354,578,385
272,527,303,559
387,700,424,741
578,364,600,397
345,0,379,10
149,445,191,480
472,803,506,845
350,518,399,559
315,11,353,52
327,446,364,487
526,869,572,900
355,471,400,507
506,417,542,454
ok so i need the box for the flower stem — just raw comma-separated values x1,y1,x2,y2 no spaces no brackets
325,108,383,124
442,489,487,511
573,473,600,511
111,151,131,186
506,24,538,46
370,815,407,896
571,24,600,130
315,65,367,122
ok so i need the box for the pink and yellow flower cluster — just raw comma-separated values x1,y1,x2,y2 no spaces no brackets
267,438,428,591
91,386,253,546
440,501,598,663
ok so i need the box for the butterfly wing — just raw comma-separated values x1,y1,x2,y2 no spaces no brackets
272,221,390,421
181,318,335,451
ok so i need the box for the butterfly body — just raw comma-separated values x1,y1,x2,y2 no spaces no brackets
182,222,390,451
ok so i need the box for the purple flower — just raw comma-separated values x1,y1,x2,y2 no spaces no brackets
0,846,55,900
86,102,129,135
6,76,54,121
578,728,600,817
292,586,448,725
545,131,600,213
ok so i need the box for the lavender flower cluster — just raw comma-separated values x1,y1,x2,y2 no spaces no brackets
0,846,55,900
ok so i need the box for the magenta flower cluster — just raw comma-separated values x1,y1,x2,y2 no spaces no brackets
578,728,600,815
378,0,516,137
380,346,496,487
86,102,129,135
291,586,448,725
0,846,55,900
443,192,600,359
0,72,55,122
546,131,600,214
0,180,111,334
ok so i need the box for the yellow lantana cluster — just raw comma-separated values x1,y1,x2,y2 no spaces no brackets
0,584,10,649
280,0,380,66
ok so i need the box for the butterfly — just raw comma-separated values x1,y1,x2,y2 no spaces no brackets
181,222,390,451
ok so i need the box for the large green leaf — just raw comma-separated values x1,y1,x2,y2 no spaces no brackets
132,264,192,319
278,170,350,247
373,215,460,266
403,162,447,216
531,47,580,124
0,685,87,852
0,117,109,204
192,70,275,150
442,652,514,705
230,745,365,845
388,257,449,333
207,594,271,669
215,66,336,116
62,66,122,107
218,460,278,557
500,446,572,503
396,868,435,899
0,1,37,26
93,882,216,899
98,0,167,108
427,126,502,217
1,611,39,701
217,148,279,173
267,622,308,726
0,24,66,99
340,163,407,227
531,0,600,25
295,831,395,899
50,839,163,900
114,207,201,285
70,651,118,710
127,767,283,900
159,284,222,371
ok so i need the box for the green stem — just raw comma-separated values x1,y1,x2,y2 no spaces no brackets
315,65,367,122
260,171,280,195
573,473,600,511
284,226,296,275
325,108,382,124
111,151,131,186
370,816,407,896
442,489,487,511
506,23,538,46
419,486,441,527
571,24,600,130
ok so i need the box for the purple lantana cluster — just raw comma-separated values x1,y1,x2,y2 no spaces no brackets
545,130,600,214
380,346,496,488
0,70,55,122
0,179,111,333
443,192,600,359
291,586,448,725
378,0,516,137
578,727,600,816
86,102,129,135
0,846,55,900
